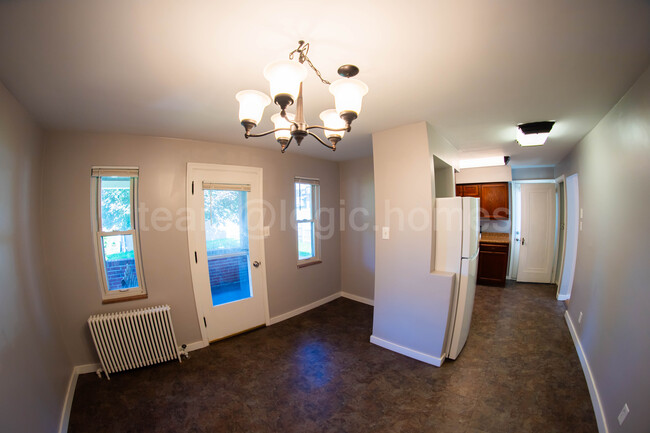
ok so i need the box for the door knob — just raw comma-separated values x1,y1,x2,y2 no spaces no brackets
253,261,261,268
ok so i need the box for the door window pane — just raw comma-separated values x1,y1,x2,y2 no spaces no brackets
101,177,132,232
204,189,252,306
102,234,139,291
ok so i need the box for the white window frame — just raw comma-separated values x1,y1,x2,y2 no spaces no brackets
294,177,321,268
91,167,147,303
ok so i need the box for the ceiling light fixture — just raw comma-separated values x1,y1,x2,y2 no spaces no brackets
236,41,369,153
516,121,555,146
459,156,509,169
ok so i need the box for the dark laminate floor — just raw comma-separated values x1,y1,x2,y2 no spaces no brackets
69,282,597,432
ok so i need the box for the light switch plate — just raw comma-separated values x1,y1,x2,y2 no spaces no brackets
618,403,629,425
263,226,270,237
382,226,390,240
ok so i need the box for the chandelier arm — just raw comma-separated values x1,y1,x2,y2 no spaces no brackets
306,125,350,133
308,132,335,150
245,128,290,138
281,136,293,153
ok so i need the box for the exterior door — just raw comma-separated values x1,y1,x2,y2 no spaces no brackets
187,163,269,342
517,183,557,283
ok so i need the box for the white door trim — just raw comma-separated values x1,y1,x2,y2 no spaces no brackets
557,174,579,300
186,163,270,346
554,175,568,298
516,182,557,283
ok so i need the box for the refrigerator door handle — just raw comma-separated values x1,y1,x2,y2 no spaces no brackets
462,249,480,261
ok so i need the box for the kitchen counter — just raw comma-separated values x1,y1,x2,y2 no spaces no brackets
477,233,510,286
479,232,510,244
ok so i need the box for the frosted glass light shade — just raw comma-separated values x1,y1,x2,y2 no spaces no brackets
319,109,346,139
329,78,369,115
516,128,549,146
235,90,271,124
271,112,295,141
263,60,308,101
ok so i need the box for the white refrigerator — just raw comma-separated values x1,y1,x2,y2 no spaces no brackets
435,196,480,360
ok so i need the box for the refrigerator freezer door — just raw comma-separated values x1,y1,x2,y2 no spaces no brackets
435,197,463,275
462,197,480,258
447,253,479,359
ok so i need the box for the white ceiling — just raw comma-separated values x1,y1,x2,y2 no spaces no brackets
1,0,649,166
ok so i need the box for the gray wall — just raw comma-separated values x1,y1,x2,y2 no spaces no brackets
512,166,555,180
0,83,72,431
371,122,456,360
339,156,375,301
41,131,341,366
555,65,650,433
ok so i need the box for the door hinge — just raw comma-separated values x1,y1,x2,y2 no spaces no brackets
192,181,195,195
203,317,207,327
194,251,198,263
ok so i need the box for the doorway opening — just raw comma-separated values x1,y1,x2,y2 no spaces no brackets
508,176,579,300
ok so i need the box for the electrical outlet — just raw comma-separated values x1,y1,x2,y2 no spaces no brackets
579,221,583,231
382,226,390,240
618,403,629,425
263,226,270,237
578,312,583,324
580,208,584,218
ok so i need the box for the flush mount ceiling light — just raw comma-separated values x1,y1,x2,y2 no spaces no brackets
516,121,555,146
459,156,510,169
236,40,369,153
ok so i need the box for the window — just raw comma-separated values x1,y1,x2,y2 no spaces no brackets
294,177,321,267
91,167,147,303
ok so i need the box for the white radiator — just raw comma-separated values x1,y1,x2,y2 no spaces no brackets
88,305,181,379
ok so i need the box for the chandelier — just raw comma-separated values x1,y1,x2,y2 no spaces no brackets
236,41,369,152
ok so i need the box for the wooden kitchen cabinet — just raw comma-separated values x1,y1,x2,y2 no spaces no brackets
480,183,509,219
456,182,509,219
477,241,509,286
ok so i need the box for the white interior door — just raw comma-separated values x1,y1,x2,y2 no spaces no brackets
517,183,557,283
187,163,269,342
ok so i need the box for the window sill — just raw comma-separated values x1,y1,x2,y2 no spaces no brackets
102,293,148,304
297,259,322,269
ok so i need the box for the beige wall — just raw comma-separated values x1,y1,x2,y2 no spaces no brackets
0,83,71,431
339,156,375,301
555,65,650,432
455,165,512,184
41,131,341,366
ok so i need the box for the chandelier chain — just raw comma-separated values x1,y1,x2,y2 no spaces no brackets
289,40,331,85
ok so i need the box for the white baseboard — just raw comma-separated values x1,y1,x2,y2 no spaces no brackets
370,335,444,367
58,368,77,433
557,294,570,301
269,292,341,325
340,291,374,306
58,363,101,433
183,340,209,352
565,311,608,433
75,363,102,375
